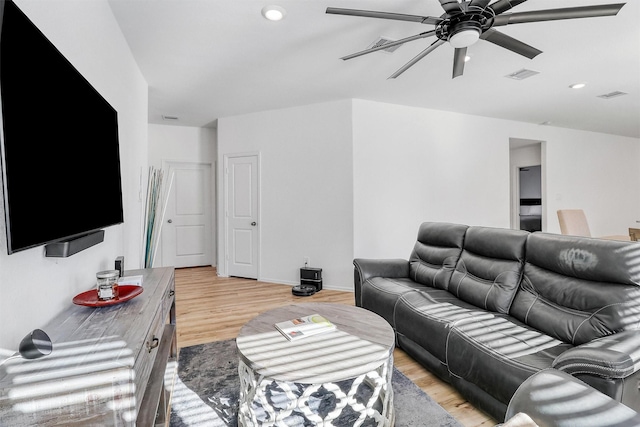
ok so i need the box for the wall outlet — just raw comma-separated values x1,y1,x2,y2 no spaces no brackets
303,257,310,267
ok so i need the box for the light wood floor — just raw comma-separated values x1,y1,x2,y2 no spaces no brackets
174,266,496,426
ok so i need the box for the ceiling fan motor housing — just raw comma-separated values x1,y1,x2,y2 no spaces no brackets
438,7,494,48
446,18,484,47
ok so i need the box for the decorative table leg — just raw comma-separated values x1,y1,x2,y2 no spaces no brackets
238,354,394,427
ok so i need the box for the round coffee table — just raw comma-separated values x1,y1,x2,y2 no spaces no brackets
236,303,395,427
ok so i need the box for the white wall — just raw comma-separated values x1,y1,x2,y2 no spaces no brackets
544,130,640,236
353,100,513,259
147,123,217,266
353,99,640,259
216,98,639,292
217,100,354,290
148,124,217,169
0,1,148,351
510,144,542,169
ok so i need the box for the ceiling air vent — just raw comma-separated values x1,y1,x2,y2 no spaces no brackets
368,37,401,53
597,91,627,99
505,69,540,80
162,115,179,121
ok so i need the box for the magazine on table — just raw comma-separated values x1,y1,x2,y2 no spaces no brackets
275,314,336,341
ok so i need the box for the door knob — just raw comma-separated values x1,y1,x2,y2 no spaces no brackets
167,219,173,223
251,222,257,226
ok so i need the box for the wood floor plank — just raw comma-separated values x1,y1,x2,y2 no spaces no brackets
175,266,496,426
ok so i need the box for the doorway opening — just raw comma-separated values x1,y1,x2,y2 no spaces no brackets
509,138,544,231
518,165,542,231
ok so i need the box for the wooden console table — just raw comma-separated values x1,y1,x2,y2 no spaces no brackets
0,267,177,426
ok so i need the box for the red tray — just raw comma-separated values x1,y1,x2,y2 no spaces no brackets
73,285,143,307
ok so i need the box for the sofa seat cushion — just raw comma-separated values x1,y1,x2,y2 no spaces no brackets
360,277,427,327
394,290,495,362
447,316,572,405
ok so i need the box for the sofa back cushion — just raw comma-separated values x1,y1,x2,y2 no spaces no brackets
510,232,640,345
449,226,528,314
409,222,468,290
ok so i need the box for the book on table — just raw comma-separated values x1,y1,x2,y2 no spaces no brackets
275,313,336,341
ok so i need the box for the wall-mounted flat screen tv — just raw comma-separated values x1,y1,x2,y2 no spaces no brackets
0,0,124,255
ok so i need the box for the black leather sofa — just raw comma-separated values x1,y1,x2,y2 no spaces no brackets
354,222,640,421
505,368,640,426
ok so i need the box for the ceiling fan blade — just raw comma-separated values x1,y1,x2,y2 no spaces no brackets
480,29,542,59
452,47,467,79
469,0,491,9
489,0,528,16
341,31,436,61
326,7,442,25
493,4,625,26
388,39,446,79
439,0,463,14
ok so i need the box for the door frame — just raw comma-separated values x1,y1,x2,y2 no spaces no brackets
220,152,261,278
160,159,216,268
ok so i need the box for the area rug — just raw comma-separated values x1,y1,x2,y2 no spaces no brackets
170,339,462,427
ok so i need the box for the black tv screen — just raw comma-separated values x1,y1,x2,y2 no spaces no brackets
0,0,124,254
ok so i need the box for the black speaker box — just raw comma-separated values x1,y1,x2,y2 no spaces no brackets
115,256,125,277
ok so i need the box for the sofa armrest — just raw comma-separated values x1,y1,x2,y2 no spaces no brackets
353,258,410,282
353,258,409,307
506,368,640,426
552,330,640,379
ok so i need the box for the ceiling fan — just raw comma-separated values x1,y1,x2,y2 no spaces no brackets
326,0,626,79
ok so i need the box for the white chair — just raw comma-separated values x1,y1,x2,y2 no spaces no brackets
557,209,630,241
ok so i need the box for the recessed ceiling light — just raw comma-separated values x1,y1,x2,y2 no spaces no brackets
262,5,286,21
464,55,471,62
569,83,586,89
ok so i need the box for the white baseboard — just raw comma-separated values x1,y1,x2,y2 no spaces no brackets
259,277,297,286
259,277,354,292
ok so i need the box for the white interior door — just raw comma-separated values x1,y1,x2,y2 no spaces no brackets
226,154,259,279
162,162,213,268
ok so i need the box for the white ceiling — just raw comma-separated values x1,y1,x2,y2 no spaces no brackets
108,0,640,138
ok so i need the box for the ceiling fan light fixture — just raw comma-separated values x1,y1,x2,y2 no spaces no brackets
449,29,480,48
261,5,286,21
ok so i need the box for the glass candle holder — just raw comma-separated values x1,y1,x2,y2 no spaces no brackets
96,270,120,301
